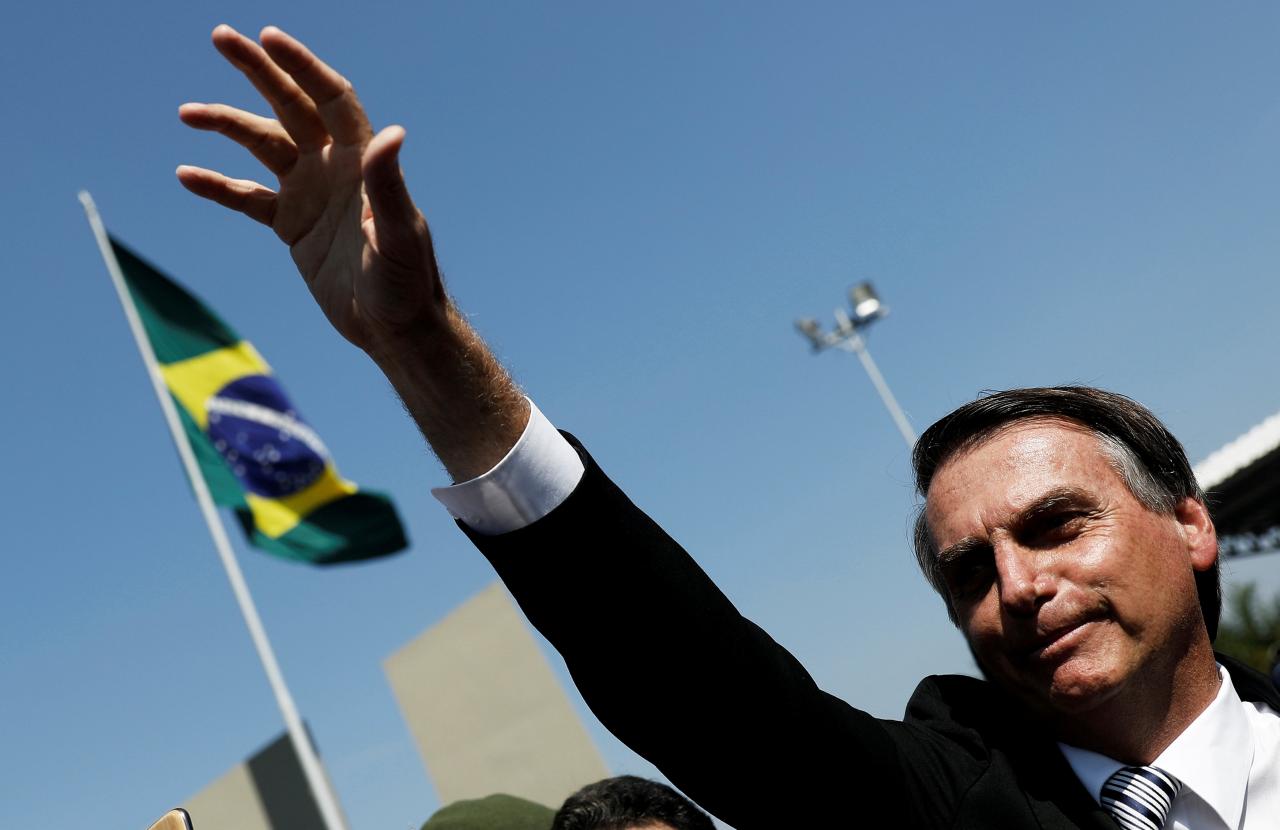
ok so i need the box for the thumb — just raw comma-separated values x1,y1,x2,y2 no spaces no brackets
362,126,424,259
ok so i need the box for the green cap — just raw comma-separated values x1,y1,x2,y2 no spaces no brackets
421,794,556,830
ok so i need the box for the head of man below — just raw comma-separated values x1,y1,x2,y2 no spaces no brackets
552,776,715,830
911,386,1222,765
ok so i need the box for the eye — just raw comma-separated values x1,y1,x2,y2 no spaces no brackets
1024,510,1087,547
941,547,994,600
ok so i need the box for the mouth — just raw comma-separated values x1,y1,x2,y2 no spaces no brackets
1020,617,1102,663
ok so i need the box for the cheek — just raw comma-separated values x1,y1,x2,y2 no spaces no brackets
1048,535,1122,599
961,618,1020,683
958,600,1003,655
1067,544,1114,590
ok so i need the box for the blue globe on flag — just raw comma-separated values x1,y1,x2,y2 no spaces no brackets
205,375,329,498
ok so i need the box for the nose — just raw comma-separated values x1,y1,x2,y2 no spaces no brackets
992,537,1055,616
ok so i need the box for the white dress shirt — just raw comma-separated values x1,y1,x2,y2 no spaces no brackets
431,399,584,535
433,402,1280,828
1060,666,1280,830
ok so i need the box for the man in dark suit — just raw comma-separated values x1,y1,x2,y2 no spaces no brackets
179,27,1279,828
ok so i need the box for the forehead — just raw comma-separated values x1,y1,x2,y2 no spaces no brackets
924,419,1121,537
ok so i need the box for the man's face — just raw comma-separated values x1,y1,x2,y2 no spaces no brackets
924,419,1214,719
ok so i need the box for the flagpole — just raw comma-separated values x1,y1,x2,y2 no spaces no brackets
80,192,349,830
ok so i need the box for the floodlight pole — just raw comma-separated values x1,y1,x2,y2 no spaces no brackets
837,327,917,448
795,282,917,449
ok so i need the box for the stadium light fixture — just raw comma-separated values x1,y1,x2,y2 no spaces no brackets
794,281,916,448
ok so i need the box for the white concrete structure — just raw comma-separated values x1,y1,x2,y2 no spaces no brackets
384,582,609,808
183,731,333,830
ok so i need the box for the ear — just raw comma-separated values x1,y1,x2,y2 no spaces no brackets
1174,497,1218,573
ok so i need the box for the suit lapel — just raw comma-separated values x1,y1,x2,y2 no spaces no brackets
1014,737,1118,830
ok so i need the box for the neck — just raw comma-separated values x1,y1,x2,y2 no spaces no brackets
1052,636,1221,763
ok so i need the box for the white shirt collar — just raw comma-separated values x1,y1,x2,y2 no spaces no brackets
1058,665,1253,829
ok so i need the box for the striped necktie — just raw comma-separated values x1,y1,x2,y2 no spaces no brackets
1101,765,1182,830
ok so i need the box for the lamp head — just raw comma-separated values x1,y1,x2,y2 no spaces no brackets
795,317,825,348
849,281,883,321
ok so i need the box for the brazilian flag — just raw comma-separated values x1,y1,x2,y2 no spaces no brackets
112,237,408,564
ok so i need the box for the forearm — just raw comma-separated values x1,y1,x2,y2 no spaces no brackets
467,437,910,827
369,304,529,483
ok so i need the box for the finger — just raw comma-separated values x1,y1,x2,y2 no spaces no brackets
260,26,373,147
362,126,423,259
179,103,299,177
176,165,278,227
210,24,329,152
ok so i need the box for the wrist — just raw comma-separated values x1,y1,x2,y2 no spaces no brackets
364,307,530,482
362,302,461,376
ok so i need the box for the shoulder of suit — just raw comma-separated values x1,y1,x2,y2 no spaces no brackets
1217,651,1280,708
901,673,1042,753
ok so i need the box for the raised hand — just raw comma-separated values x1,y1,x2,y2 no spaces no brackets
179,25,527,480
178,25,443,357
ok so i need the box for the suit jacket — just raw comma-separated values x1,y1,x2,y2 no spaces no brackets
464,436,1280,829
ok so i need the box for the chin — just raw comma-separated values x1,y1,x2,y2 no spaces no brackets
1036,658,1128,716
994,654,1126,718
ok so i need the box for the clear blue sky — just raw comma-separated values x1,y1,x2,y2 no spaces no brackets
4,3,1280,828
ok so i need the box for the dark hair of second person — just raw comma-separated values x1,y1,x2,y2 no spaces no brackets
552,776,715,830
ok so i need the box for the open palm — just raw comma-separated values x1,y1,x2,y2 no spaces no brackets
178,25,441,353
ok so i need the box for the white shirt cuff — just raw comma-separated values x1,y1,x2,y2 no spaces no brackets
430,399,585,535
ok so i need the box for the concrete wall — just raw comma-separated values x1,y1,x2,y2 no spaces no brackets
183,731,332,830
384,582,609,808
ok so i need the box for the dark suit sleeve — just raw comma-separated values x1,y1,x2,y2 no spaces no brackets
461,434,953,827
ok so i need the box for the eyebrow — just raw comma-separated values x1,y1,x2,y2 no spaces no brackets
935,536,987,569
934,486,1097,566
1013,487,1097,530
